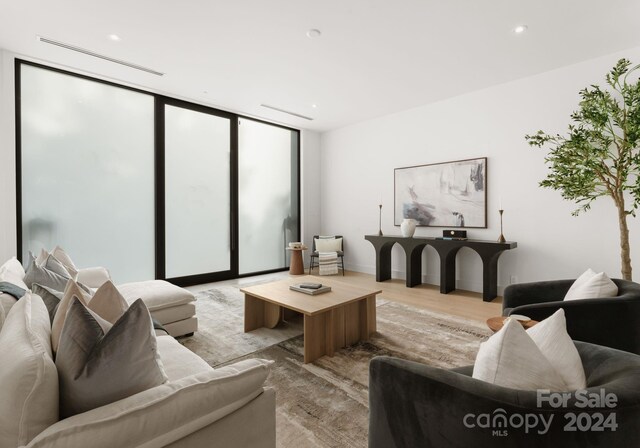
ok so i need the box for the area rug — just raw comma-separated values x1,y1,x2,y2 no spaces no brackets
182,285,491,448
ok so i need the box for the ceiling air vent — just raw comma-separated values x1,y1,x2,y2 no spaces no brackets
260,104,314,121
37,36,164,76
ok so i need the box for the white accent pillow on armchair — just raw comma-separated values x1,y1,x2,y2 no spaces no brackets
564,269,618,301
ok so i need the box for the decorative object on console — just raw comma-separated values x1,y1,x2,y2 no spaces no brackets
394,157,487,228
526,59,640,281
497,209,506,243
442,229,467,240
400,218,417,237
378,204,383,236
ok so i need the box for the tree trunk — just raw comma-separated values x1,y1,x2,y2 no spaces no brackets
617,199,633,281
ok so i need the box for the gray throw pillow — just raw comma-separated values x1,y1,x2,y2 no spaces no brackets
56,298,168,418
23,255,70,291
44,254,71,278
31,283,63,322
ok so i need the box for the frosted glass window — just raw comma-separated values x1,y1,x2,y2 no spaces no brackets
238,119,299,274
165,105,231,278
20,64,155,283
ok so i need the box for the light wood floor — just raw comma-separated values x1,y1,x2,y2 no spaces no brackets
188,270,502,324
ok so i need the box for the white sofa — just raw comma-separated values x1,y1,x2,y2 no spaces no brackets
0,292,275,448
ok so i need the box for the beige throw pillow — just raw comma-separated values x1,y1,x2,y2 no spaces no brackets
0,293,59,446
315,237,342,252
86,280,129,324
56,298,168,418
472,318,568,390
527,309,586,390
564,270,618,300
51,246,79,279
51,280,108,354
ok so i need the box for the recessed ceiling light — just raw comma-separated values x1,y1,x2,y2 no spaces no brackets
108,34,121,41
306,29,322,39
311,104,317,108
512,25,528,34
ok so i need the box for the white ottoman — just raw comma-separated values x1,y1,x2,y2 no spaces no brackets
118,280,197,337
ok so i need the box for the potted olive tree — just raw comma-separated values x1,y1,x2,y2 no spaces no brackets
526,59,640,280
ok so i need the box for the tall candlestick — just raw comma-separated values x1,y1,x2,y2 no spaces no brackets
378,204,383,236
498,209,506,243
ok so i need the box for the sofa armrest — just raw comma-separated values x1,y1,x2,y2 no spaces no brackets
24,359,273,448
511,298,640,354
76,267,111,288
502,280,574,311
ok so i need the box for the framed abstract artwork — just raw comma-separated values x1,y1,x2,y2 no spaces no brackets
394,157,487,228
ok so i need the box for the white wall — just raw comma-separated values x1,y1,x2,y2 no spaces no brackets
301,130,322,256
0,49,322,271
0,50,17,262
320,45,640,293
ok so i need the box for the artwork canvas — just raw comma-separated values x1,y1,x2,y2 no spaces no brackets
394,157,487,228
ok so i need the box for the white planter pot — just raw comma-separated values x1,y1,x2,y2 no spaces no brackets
400,219,417,237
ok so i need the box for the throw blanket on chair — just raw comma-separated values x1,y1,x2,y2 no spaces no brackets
319,252,338,275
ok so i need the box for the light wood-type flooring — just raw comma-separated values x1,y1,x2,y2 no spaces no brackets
188,269,502,324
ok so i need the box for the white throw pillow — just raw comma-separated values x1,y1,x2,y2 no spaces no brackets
0,256,29,290
315,237,342,252
51,246,79,279
473,318,568,390
565,271,618,301
0,293,59,446
527,309,586,390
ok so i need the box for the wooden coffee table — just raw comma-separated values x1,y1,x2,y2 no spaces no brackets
486,316,539,332
241,276,381,363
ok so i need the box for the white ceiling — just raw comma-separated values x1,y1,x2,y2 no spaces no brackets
1,0,640,132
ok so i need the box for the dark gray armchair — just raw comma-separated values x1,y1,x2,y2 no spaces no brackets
502,279,640,354
369,342,640,447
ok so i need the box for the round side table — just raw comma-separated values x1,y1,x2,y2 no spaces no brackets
486,316,539,333
286,246,307,275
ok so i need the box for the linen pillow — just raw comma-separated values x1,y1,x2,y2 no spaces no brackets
32,283,64,322
564,268,596,299
44,254,73,279
315,237,343,252
87,280,129,324
0,293,58,446
35,249,49,267
23,255,71,291
527,309,586,390
0,256,29,290
472,318,568,390
565,271,618,301
56,298,168,418
51,246,79,279
51,280,108,354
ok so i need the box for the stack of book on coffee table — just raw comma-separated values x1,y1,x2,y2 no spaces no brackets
289,282,331,295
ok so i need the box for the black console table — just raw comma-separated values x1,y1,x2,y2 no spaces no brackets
364,235,517,302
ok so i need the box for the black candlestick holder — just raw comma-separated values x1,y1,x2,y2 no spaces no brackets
498,209,506,243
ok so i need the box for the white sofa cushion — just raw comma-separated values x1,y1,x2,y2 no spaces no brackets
473,318,567,390
24,359,273,448
0,293,58,446
0,256,28,290
118,280,195,311
76,266,111,288
56,298,168,418
157,335,212,381
86,280,129,324
527,309,586,390
564,270,618,300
